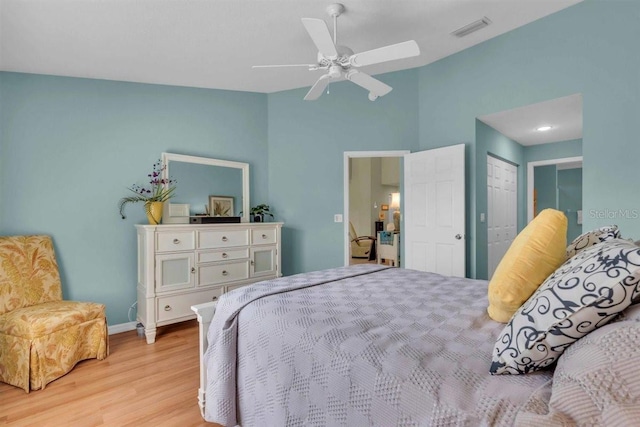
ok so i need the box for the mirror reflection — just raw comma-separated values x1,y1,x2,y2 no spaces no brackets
162,152,250,223
170,161,243,216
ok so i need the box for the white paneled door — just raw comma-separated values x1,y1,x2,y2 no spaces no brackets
487,155,518,278
404,144,465,277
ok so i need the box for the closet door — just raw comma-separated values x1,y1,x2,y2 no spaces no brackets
487,155,518,279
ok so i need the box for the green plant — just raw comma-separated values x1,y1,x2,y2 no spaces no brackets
119,159,176,219
249,204,274,218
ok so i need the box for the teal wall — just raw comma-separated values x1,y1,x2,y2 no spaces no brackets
0,72,268,325
417,0,640,278
2,0,640,325
524,139,583,164
268,69,419,274
535,165,558,214
558,168,583,242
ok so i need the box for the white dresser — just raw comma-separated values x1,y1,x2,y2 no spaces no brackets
136,222,283,343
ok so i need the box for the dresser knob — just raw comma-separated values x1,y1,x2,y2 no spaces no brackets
164,305,172,311
222,270,229,276
262,234,267,239
222,236,228,242
173,238,180,244
212,296,218,301
222,252,228,258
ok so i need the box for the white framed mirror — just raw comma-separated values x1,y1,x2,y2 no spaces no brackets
161,152,250,223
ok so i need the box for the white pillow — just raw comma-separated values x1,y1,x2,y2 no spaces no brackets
515,321,640,425
491,238,640,375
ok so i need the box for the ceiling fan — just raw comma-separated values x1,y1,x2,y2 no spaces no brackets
252,3,420,101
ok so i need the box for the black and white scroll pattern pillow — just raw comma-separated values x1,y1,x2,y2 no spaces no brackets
566,225,620,258
490,238,640,375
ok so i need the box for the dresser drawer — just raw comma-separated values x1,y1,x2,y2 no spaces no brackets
251,227,277,245
198,261,249,286
198,248,249,263
199,229,249,249
157,288,222,323
157,231,195,252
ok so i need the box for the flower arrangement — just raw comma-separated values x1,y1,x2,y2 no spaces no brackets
119,159,176,220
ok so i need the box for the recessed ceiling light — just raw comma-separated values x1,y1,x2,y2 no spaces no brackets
536,125,553,132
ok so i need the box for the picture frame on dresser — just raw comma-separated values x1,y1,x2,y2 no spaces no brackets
209,195,234,217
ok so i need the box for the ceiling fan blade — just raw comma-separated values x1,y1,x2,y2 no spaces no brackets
346,70,392,97
301,18,338,59
253,64,319,69
349,40,420,67
304,74,331,101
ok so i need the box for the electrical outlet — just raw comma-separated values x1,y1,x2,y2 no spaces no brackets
480,213,486,223
334,214,343,223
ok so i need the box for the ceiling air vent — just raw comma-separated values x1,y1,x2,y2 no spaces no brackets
451,17,492,38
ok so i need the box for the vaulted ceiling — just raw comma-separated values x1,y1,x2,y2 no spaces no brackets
0,0,582,93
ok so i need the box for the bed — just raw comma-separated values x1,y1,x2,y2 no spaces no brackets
192,216,640,426
193,264,553,426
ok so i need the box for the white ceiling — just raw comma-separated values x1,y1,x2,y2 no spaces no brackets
478,93,583,146
0,0,582,94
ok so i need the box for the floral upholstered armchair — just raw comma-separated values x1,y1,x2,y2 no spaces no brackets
0,235,108,392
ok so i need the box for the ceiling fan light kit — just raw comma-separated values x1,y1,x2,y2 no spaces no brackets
253,3,420,101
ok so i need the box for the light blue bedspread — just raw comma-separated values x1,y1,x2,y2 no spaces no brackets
203,264,551,426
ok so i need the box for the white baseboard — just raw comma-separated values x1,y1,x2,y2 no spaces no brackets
108,321,137,335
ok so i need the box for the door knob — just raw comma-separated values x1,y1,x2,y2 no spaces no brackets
455,234,462,240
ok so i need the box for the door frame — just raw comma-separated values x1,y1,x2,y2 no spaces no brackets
343,150,410,266
527,156,583,222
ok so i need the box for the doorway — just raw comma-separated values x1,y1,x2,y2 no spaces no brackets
527,156,583,241
343,151,409,266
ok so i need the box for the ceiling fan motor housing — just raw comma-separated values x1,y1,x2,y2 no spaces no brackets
254,2,419,101
317,45,353,69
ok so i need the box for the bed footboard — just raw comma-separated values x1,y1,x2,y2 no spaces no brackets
191,301,218,418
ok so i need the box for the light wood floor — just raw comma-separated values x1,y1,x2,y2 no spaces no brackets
0,320,211,427
349,257,377,265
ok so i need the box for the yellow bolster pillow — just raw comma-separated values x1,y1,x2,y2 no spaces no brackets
487,208,568,323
